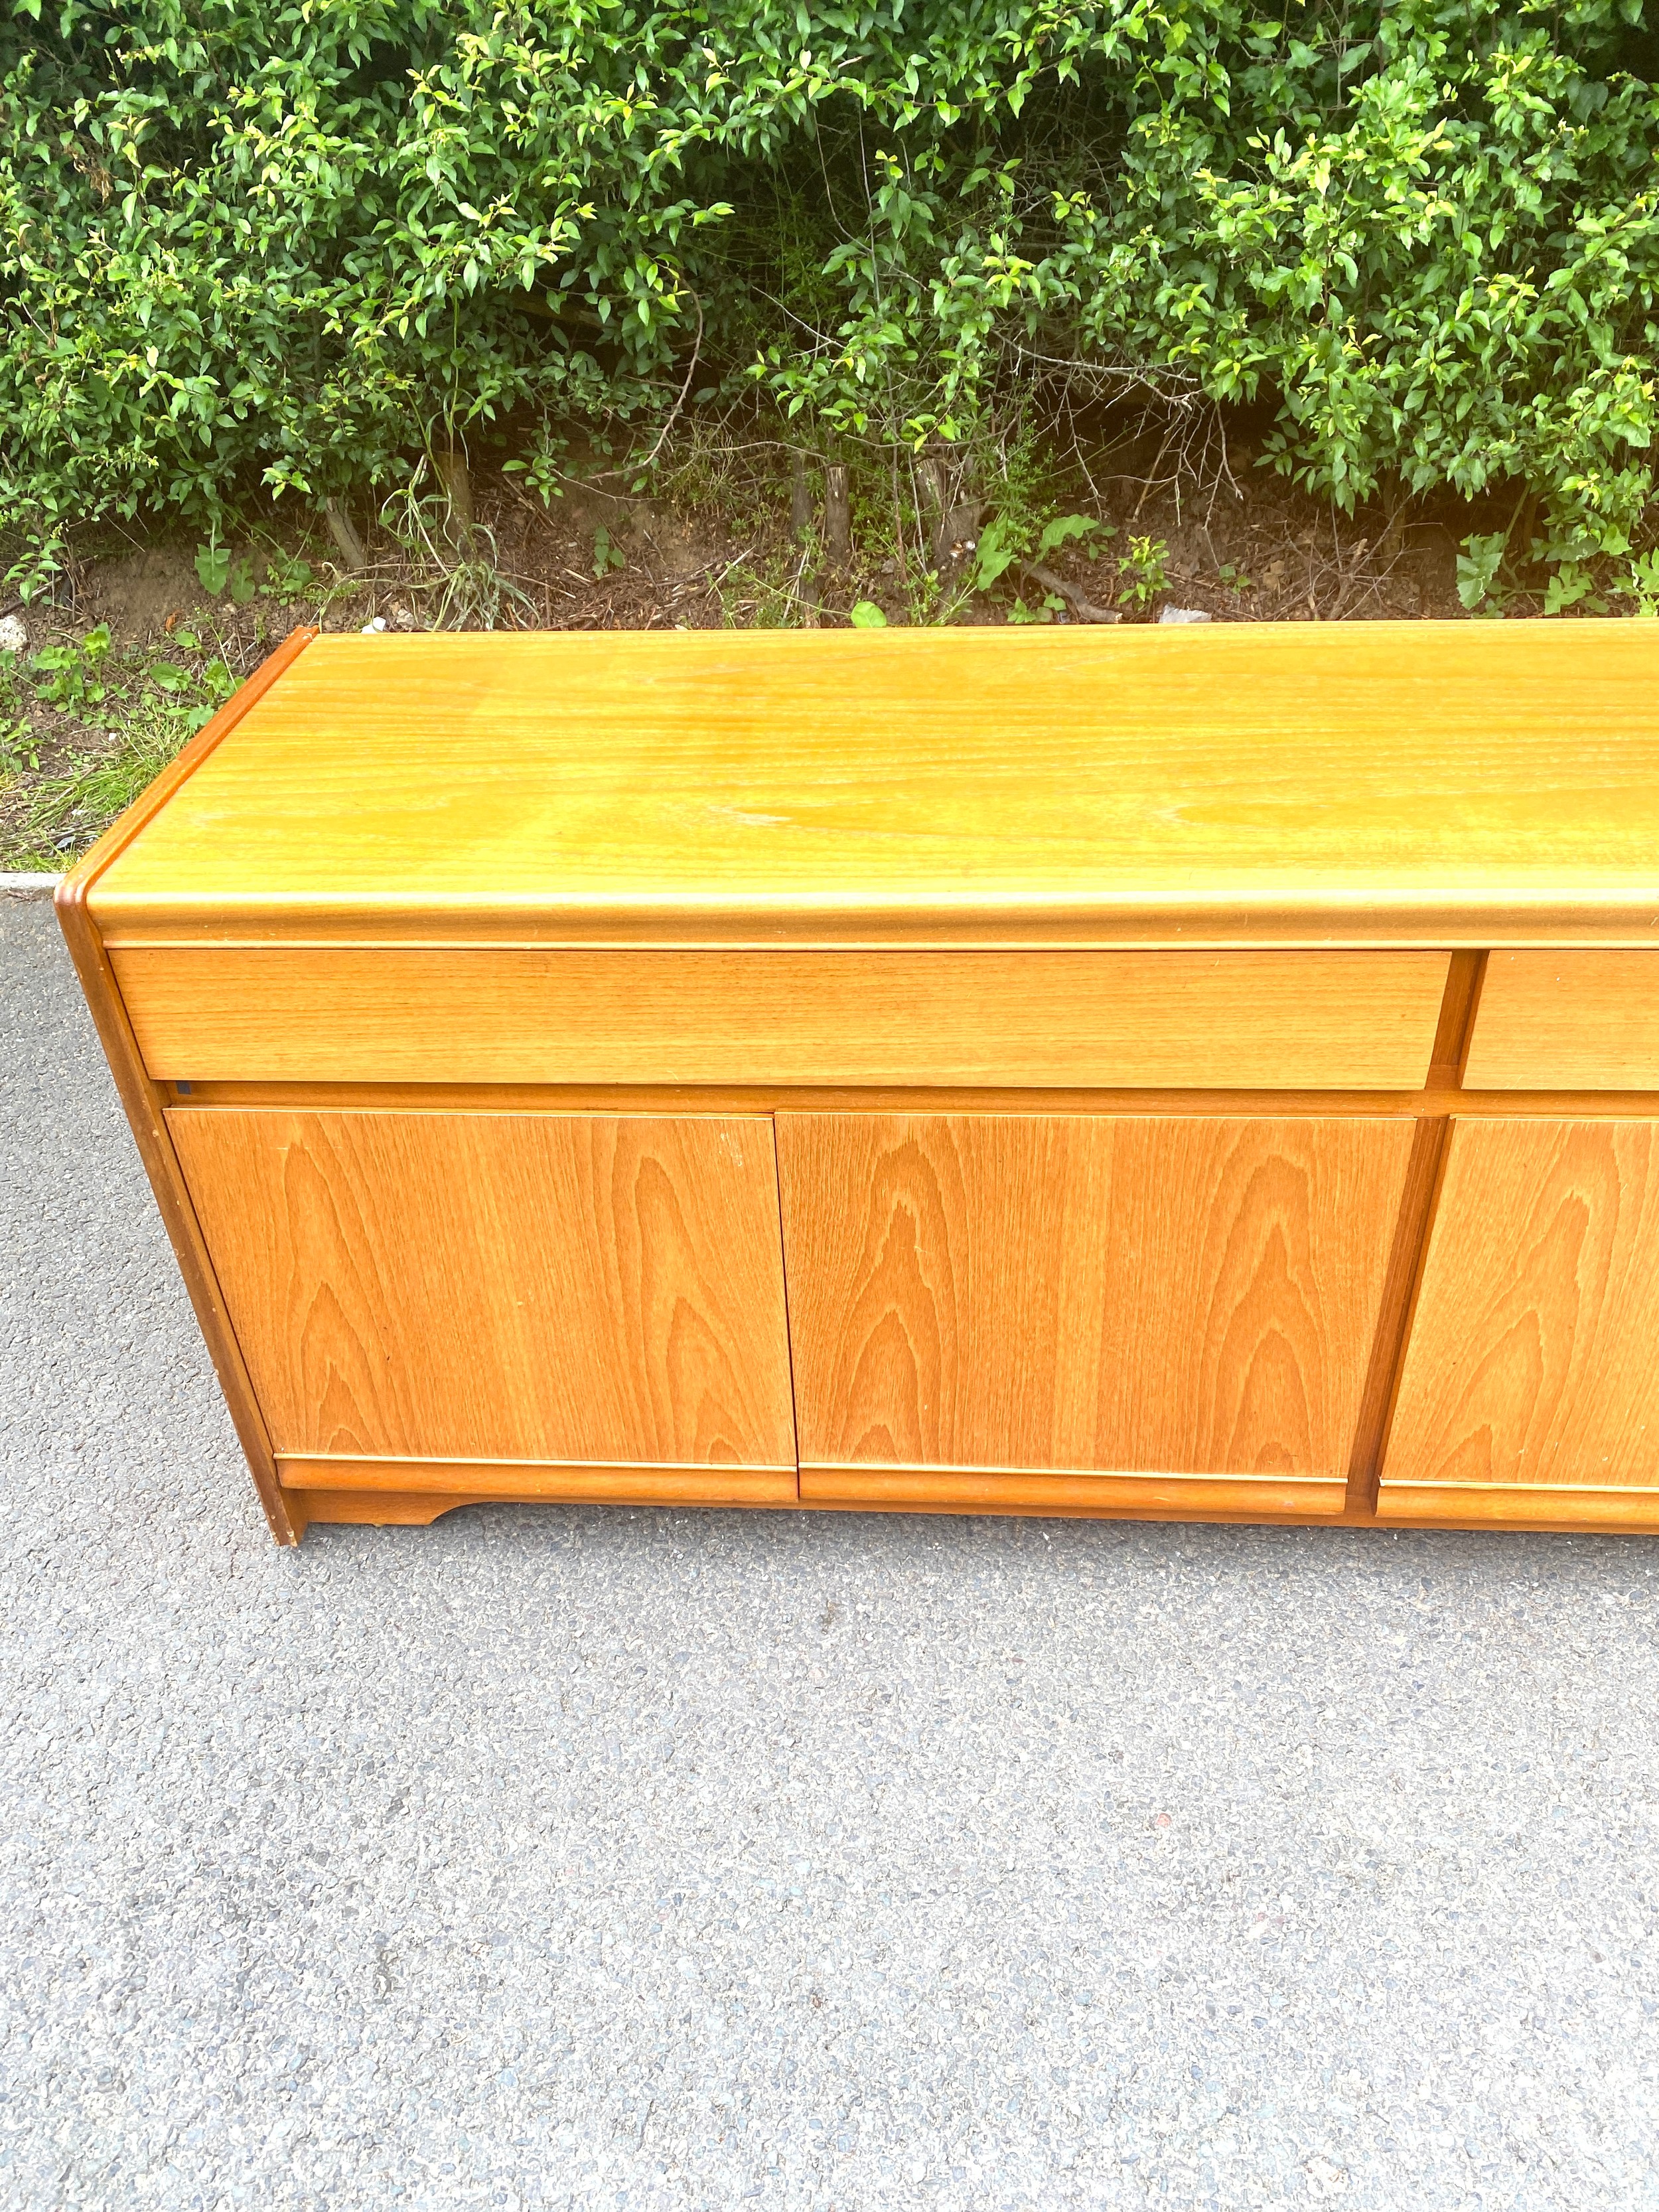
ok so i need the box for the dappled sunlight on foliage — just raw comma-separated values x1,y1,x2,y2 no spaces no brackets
2,0,1656,605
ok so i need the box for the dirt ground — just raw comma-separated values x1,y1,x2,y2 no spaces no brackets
51,447,1470,650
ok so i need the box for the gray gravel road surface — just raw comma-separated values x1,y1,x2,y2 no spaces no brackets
4,885,1659,2211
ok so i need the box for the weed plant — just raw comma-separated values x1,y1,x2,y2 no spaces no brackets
0,628,236,871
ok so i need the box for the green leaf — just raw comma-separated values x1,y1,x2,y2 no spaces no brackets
1035,514,1098,558
591,526,624,578
970,518,1021,593
1116,536,1170,611
1542,564,1603,617
194,544,230,597
0,716,40,774
848,601,888,627
1455,534,1509,613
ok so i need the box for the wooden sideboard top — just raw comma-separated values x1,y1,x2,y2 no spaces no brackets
80,623,1659,945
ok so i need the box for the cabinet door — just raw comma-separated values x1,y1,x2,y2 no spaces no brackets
1381,1118,1659,1526
775,1114,1415,1517
169,1110,798,1493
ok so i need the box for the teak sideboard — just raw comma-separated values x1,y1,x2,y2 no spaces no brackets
57,623,1659,1544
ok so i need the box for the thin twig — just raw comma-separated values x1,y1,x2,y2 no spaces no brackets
630,293,705,479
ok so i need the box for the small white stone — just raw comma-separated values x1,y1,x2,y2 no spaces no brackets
1158,605,1212,624
0,611,29,652
359,615,389,634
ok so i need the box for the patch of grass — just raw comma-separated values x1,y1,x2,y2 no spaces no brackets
715,544,818,629
0,626,237,871
3,700,192,870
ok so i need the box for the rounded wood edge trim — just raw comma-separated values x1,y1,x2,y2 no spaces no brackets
163,1080,1659,1118
798,1466,1348,1516
49,647,319,1550
58,627,318,917
78,909,1659,951
277,1457,800,1505
1380,1482,1659,1530
56,901,295,1543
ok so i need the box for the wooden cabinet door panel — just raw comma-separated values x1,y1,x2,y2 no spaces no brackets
776,1114,1414,1504
1381,1118,1659,1520
169,1110,797,1470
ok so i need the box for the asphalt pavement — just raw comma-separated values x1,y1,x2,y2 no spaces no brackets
3,882,1658,2211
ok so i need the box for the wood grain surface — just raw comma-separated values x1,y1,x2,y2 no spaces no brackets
1379,1481,1659,1528
168,1110,797,1469
113,944,1448,1090
280,1456,800,1503
775,1114,1415,1483
279,1487,486,1532
1380,1117,1659,1495
84,623,1659,945
1463,951,1659,1089
798,1466,1346,1516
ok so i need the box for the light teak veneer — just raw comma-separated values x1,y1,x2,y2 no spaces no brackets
58,624,1659,1541
776,1113,1417,1518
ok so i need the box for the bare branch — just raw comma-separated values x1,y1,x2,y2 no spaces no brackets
1019,559,1120,623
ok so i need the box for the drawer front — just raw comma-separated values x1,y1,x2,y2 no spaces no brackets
113,945,1450,1089
1464,950,1659,1090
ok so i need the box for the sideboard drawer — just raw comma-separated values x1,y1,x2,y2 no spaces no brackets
111,945,1450,1088
1465,951,1659,1089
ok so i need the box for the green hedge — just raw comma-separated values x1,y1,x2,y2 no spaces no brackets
4,1,1657,602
